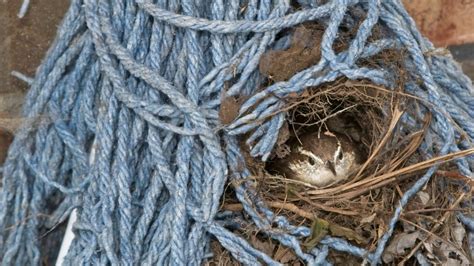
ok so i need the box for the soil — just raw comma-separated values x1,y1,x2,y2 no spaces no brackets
0,0,68,163
0,0,69,95
403,0,474,46
259,24,324,82
450,43,474,80
219,94,248,125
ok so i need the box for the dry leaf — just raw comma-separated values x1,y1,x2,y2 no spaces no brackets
423,241,435,259
273,246,297,264
453,219,466,247
249,235,275,256
304,217,368,250
417,191,430,205
360,213,376,224
329,223,368,245
377,218,387,240
205,241,240,266
437,242,470,266
304,218,329,249
401,220,416,232
382,231,420,263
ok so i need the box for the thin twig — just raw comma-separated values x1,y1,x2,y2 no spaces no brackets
406,208,467,214
291,190,360,216
307,148,474,198
223,202,315,220
352,108,404,181
268,202,315,220
399,217,468,261
398,189,471,265
290,104,359,127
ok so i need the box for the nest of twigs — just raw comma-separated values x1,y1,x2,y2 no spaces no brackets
209,20,474,266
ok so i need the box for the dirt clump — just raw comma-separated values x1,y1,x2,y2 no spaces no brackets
259,24,324,82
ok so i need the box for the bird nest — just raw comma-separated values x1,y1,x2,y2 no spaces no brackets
211,23,474,265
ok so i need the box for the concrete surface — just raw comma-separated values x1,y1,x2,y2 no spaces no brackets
0,0,68,96
404,0,474,46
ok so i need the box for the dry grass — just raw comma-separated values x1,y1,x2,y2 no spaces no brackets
207,11,473,265
207,76,474,264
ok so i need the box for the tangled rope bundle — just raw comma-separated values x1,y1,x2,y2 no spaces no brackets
1,0,474,264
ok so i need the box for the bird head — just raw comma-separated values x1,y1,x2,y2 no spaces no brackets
286,133,360,187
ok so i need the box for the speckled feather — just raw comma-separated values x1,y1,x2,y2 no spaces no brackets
272,132,362,186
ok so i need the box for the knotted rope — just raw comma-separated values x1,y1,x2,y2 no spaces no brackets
1,0,473,264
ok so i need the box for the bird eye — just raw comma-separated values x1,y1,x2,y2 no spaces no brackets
337,151,344,160
308,157,316,165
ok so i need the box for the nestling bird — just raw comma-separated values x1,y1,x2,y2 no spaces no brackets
271,132,362,187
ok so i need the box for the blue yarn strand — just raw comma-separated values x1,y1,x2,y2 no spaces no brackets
1,0,473,264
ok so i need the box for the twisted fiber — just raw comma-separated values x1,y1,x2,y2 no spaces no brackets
23,2,86,115
1,0,473,264
137,0,355,33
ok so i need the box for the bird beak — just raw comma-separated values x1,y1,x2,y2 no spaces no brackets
326,160,337,176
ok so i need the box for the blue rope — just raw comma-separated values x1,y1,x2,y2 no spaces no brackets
18,0,31,18
2,0,473,264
